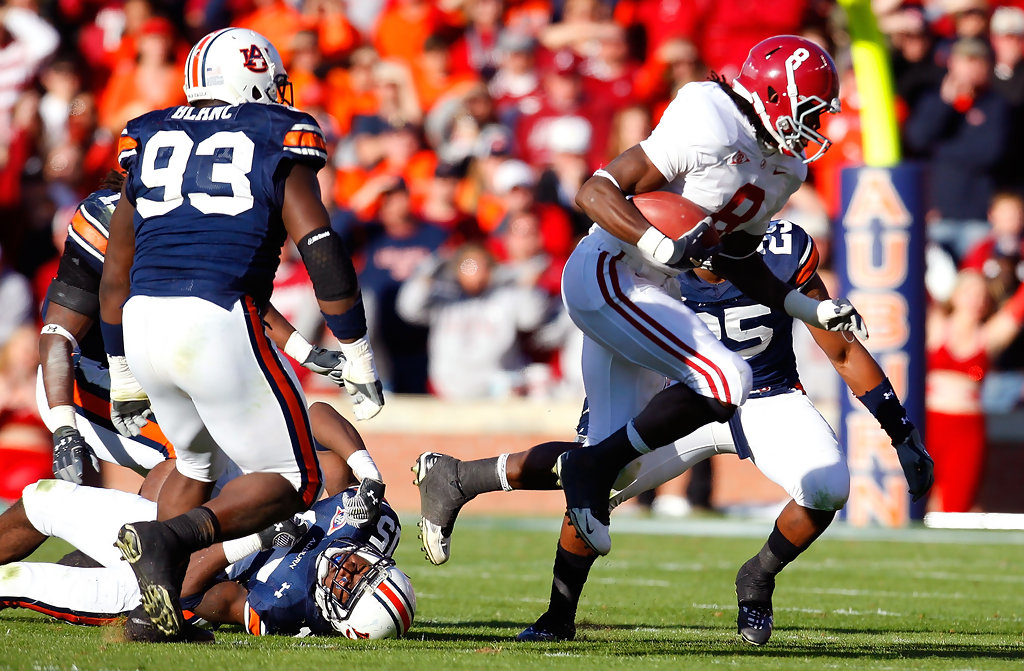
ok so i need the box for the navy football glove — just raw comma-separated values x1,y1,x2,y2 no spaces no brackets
894,428,934,502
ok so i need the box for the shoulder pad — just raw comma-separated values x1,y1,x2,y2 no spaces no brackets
760,220,819,287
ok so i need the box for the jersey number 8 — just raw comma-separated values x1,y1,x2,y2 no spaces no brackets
136,130,255,218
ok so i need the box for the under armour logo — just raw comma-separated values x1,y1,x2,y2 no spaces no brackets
240,45,268,73
274,582,292,599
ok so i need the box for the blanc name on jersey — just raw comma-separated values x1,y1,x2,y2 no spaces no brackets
678,220,819,397
232,489,401,636
117,103,327,309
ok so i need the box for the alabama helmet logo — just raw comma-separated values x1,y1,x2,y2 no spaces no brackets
240,45,268,72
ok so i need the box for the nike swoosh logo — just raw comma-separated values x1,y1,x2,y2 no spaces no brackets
584,519,595,534
773,168,787,175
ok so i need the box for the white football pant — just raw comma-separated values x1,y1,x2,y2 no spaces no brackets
562,233,752,445
610,390,850,512
122,295,322,506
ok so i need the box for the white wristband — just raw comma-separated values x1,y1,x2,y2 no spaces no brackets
636,226,676,265
50,404,77,431
222,533,264,564
41,323,79,352
283,331,313,362
783,289,824,328
592,168,621,191
346,449,382,482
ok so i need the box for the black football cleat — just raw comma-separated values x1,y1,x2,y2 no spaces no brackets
735,556,776,646
516,613,576,642
412,452,472,565
555,450,613,555
115,521,189,637
123,605,214,644
736,602,773,646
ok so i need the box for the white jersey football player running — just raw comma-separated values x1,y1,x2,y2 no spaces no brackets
554,35,868,558
412,222,934,645
414,32,863,638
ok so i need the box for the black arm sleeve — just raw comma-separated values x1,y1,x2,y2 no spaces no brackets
296,226,359,301
47,245,101,316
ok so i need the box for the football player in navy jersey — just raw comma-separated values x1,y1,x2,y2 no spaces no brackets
413,220,933,645
0,451,414,640
38,172,365,495
97,27,384,640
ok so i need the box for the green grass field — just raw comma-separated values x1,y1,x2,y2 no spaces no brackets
3,514,1023,670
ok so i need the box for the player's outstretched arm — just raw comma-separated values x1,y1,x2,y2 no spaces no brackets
803,274,933,502
282,163,384,420
714,238,869,340
264,303,346,387
307,402,385,524
98,187,153,438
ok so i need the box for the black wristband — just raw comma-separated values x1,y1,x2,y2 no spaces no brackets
856,378,913,444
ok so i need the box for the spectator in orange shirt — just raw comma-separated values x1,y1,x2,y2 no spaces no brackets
97,16,185,136
372,0,454,69
301,0,362,61
413,34,481,114
326,45,382,135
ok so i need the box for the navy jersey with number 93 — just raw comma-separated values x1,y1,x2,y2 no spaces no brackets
678,220,819,398
117,103,328,310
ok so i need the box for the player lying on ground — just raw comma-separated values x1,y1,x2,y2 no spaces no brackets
0,407,412,641
414,220,933,645
38,172,359,488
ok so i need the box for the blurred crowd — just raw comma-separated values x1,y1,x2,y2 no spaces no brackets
3,0,1024,512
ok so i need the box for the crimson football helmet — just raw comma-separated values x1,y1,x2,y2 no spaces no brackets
731,35,840,163
183,27,293,106
314,540,416,639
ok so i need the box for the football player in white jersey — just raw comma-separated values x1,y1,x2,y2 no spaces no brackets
414,33,868,636
413,221,934,645
548,35,868,557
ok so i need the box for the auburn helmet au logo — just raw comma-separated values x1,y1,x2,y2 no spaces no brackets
240,45,268,72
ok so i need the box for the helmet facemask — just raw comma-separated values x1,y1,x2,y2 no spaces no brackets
312,541,415,639
314,543,386,626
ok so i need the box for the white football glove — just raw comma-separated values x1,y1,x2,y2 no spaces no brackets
784,291,869,340
338,336,385,420
106,355,154,437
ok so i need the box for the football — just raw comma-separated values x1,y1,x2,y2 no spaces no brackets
631,191,721,247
